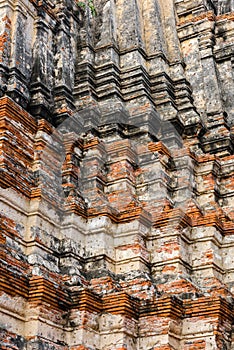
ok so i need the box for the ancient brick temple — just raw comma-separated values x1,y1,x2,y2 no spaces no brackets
1,0,234,349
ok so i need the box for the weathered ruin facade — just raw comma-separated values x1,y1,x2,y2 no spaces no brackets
1,0,234,348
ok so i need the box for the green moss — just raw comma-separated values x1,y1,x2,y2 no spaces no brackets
76,0,97,16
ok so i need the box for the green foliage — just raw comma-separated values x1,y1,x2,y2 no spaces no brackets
77,0,97,16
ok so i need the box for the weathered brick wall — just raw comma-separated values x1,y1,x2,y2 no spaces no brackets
0,0,234,349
